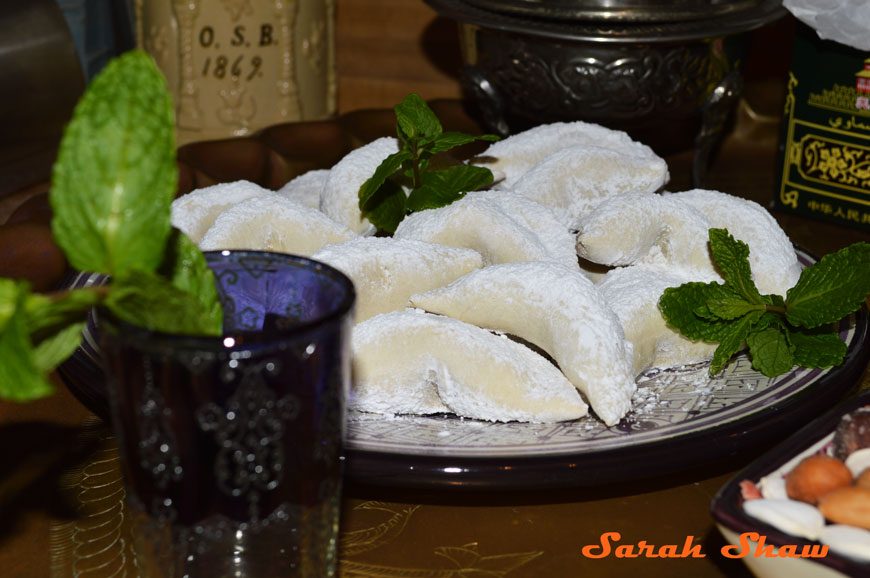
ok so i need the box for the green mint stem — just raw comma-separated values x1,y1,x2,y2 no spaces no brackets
765,304,787,315
411,141,422,188
47,285,111,302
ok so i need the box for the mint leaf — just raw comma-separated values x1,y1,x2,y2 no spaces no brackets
709,310,763,375
50,50,177,277
0,284,54,401
789,329,847,369
160,229,223,334
358,150,412,210
32,322,85,374
746,326,794,377
786,242,870,328
659,282,738,342
0,278,93,401
360,178,407,234
706,296,764,320
424,131,499,155
395,93,442,142
708,228,763,304
0,278,20,327
406,165,494,212
105,271,223,336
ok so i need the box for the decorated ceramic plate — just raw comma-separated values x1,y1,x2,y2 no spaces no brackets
52,106,870,490
58,247,870,490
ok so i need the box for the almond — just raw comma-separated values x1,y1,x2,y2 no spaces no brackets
818,486,870,530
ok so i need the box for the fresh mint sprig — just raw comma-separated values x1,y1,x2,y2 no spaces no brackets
0,50,222,402
659,228,870,377
358,93,500,233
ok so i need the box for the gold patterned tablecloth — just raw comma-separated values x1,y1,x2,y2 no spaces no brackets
40,359,870,577
43,417,758,578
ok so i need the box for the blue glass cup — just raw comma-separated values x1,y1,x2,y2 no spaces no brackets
99,251,355,577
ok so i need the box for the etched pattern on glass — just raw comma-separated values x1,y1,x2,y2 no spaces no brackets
196,358,300,520
137,356,183,491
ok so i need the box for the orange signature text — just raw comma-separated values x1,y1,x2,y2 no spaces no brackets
580,532,829,560
720,532,828,559
581,532,706,559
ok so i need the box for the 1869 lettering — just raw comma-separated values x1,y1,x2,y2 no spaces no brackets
197,23,274,80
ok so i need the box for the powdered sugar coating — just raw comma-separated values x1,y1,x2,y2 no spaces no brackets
171,180,273,243
275,169,329,209
352,311,450,416
409,262,635,426
198,195,356,254
320,137,400,235
577,190,717,278
312,237,483,323
352,310,588,422
509,145,670,226
667,189,801,295
472,190,580,268
394,190,579,270
596,264,720,376
472,120,664,190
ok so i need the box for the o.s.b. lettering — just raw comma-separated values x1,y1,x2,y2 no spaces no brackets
231,25,246,47
198,24,274,49
260,24,274,46
199,26,214,48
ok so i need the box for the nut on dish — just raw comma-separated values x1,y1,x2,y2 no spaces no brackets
785,454,853,504
818,486,870,530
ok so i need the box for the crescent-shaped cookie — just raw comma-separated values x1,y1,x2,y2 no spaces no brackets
171,180,272,243
409,262,635,426
352,310,588,422
198,195,357,255
312,237,483,323
276,169,329,209
471,120,664,190
393,191,579,270
509,145,670,226
596,264,719,375
576,190,717,278
319,137,400,235
666,189,801,295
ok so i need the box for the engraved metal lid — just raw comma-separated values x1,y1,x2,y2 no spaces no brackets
463,0,765,22
425,0,786,42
